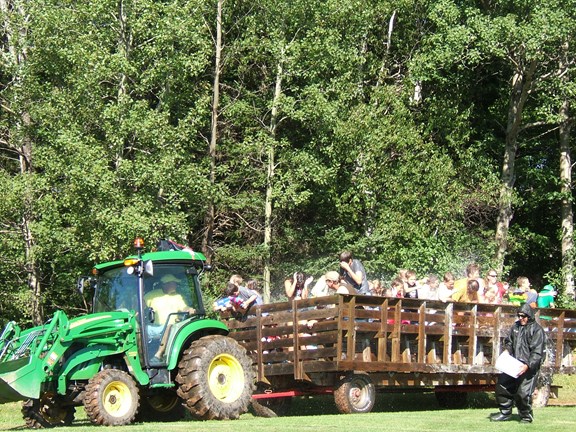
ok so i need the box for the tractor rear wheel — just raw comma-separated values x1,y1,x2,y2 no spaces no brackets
176,335,254,420
334,372,376,414
22,393,75,428
83,369,139,426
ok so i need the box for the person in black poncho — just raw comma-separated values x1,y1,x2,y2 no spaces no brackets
490,303,546,423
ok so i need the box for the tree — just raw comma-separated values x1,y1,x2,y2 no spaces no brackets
203,0,224,265
558,39,575,300
1,0,44,324
411,1,576,286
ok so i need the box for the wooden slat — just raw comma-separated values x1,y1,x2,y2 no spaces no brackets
391,301,401,362
556,311,565,368
345,296,356,361
377,298,389,362
470,305,479,365
444,302,453,365
417,303,426,363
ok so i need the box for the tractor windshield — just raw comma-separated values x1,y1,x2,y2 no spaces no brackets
94,267,139,313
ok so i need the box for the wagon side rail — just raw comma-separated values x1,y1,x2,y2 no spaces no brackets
223,296,576,386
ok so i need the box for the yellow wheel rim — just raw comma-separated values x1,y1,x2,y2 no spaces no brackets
102,380,132,418
207,353,245,403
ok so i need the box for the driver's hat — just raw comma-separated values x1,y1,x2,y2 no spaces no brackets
161,274,180,284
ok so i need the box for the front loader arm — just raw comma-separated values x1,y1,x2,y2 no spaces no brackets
0,309,145,403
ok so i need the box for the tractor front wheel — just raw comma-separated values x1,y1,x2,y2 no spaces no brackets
176,335,254,420
22,393,75,428
83,369,139,426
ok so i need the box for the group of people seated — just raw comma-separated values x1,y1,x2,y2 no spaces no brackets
375,263,557,309
213,256,558,314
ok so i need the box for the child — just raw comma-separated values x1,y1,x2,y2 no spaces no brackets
213,283,244,312
386,278,404,298
438,272,455,302
509,276,538,308
404,270,419,299
246,279,264,305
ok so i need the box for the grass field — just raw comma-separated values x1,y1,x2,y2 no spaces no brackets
1,379,574,432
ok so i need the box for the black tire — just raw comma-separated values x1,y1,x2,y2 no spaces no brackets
334,373,376,414
22,393,75,428
83,369,139,426
250,397,292,417
137,389,186,422
435,391,469,409
176,335,254,420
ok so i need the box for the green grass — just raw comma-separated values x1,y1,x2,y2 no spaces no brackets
551,374,576,404
1,389,575,432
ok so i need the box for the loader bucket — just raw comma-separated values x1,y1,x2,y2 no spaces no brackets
0,356,41,403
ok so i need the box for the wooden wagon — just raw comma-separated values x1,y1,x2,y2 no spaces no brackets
223,295,576,415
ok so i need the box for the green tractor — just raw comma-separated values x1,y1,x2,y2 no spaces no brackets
0,238,254,427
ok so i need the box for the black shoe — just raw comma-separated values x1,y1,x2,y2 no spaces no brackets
520,414,533,423
490,413,511,422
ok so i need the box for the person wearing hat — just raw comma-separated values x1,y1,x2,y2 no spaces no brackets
145,274,196,326
490,303,546,423
325,270,356,294
144,274,196,363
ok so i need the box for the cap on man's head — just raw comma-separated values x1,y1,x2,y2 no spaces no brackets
324,271,340,282
161,274,180,284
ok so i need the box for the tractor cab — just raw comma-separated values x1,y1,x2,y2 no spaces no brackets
87,238,209,368
1,238,252,427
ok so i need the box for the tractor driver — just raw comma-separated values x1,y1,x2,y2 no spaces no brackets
144,274,196,327
144,274,196,364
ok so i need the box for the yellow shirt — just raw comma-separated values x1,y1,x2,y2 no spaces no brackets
451,287,478,303
144,290,190,325
453,278,468,292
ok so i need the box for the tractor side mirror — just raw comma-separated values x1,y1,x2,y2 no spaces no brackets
77,276,96,295
143,260,154,277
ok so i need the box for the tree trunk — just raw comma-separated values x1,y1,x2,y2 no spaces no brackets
494,60,537,273
263,51,284,303
20,114,43,325
115,0,132,170
202,0,223,264
559,99,574,299
1,0,43,324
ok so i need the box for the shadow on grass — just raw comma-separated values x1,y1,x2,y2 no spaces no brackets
279,391,495,417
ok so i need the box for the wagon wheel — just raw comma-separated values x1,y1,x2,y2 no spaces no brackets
83,369,139,426
22,392,75,428
176,335,254,420
334,372,376,414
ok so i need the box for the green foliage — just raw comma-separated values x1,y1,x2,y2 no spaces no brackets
1,0,575,325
